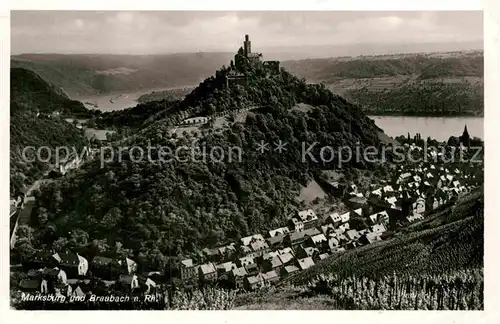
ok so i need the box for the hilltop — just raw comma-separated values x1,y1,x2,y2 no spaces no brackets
28,41,385,262
282,51,484,116
10,68,87,194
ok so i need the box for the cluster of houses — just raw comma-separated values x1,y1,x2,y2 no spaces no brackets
176,145,483,291
339,146,481,226
18,252,161,299
14,141,483,297
177,205,391,291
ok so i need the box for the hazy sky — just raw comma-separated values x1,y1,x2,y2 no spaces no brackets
11,11,483,54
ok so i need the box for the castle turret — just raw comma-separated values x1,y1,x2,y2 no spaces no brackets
244,34,251,57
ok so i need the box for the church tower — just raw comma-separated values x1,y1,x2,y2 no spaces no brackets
461,125,470,147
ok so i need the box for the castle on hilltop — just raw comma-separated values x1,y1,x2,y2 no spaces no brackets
242,34,263,65
225,34,280,88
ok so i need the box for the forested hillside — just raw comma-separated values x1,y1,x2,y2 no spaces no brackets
10,68,87,194
27,60,383,264
10,68,91,117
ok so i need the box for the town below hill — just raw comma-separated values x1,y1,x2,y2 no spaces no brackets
10,35,484,310
10,136,484,309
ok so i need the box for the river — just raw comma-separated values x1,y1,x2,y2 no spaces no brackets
74,90,484,142
369,116,484,142
76,86,194,112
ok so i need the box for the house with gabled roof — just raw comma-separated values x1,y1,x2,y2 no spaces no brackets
446,174,454,183
245,273,265,290
262,270,279,285
20,278,48,293
241,234,265,246
113,257,137,275
262,251,280,260
385,196,398,206
180,258,198,282
53,252,88,277
368,211,389,226
118,274,140,291
250,240,269,256
371,188,383,198
352,208,363,217
230,267,248,289
216,261,237,275
328,236,341,251
347,196,368,209
338,222,350,232
26,251,59,270
277,252,295,266
266,235,284,249
199,262,217,282
278,247,295,256
297,209,319,229
268,227,290,237
283,228,320,247
321,223,336,236
318,253,329,261
397,172,412,184
340,211,350,223
297,257,315,270
262,255,283,273
308,233,327,247
412,197,426,216
280,265,300,278
238,255,255,268
326,212,342,226
201,247,221,261
91,256,116,280
383,185,394,194
288,217,304,232
295,246,319,259
41,267,68,287
371,224,387,234
346,229,360,241
218,243,237,257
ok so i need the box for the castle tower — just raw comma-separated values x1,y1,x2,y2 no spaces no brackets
244,34,251,57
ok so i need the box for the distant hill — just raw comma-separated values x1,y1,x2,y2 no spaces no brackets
10,68,86,194
282,51,484,116
11,53,233,98
10,68,91,116
12,50,484,116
